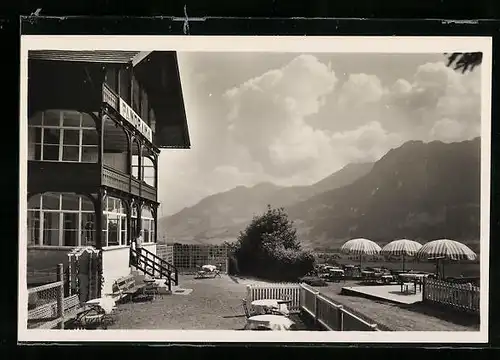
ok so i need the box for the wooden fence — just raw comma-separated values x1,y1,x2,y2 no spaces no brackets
246,283,301,313
245,283,380,331
299,284,379,331
423,278,480,314
27,263,82,329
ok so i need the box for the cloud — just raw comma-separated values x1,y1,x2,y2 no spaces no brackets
161,54,483,215
224,54,338,177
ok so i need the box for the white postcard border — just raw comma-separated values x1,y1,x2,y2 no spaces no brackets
18,35,492,344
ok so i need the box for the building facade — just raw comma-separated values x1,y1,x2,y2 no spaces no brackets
26,50,190,295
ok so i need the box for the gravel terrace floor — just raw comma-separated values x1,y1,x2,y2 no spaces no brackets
108,275,479,331
313,280,480,332
108,274,306,330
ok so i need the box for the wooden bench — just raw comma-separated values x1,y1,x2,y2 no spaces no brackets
109,274,147,302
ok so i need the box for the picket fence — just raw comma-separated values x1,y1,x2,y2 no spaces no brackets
246,283,379,331
423,278,480,314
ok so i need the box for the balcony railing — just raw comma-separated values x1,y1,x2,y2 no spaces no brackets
142,183,157,202
102,83,118,110
131,178,141,197
103,166,157,201
102,166,129,193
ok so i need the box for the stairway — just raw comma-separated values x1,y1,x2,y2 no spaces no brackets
130,247,179,293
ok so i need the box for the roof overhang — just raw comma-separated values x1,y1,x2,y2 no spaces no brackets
28,50,142,64
131,51,153,66
133,51,191,149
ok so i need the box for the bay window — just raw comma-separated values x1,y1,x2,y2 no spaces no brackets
102,196,127,247
27,192,96,247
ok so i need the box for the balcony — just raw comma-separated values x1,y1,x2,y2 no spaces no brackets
102,165,157,202
102,83,118,111
102,83,153,144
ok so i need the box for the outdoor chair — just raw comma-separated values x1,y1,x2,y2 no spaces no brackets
68,306,115,330
143,282,160,300
242,299,259,318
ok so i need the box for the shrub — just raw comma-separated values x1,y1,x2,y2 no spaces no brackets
233,205,315,281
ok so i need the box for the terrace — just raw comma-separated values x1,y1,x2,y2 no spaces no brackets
103,274,478,331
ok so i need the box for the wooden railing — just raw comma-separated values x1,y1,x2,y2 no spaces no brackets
246,283,379,331
131,248,178,291
246,283,301,313
131,178,141,196
102,166,157,201
142,183,157,202
27,264,81,329
299,284,379,331
423,278,480,314
102,83,119,110
102,165,129,193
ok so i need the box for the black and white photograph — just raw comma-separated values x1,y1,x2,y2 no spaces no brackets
18,36,491,343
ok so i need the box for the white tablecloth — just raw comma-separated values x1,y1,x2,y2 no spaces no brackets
202,265,217,272
251,299,289,315
245,314,294,331
85,297,116,314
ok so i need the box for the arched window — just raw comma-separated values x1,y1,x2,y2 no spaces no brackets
28,110,98,162
102,196,127,247
27,192,96,247
141,205,155,243
141,147,156,187
131,139,141,180
102,117,129,174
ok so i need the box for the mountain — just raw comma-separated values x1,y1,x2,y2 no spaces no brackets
158,162,374,244
287,137,481,251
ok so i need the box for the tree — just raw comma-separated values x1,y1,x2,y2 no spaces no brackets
233,205,315,281
445,52,482,73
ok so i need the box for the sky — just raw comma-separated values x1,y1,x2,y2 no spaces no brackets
157,52,482,217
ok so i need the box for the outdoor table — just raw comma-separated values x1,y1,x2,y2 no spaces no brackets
85,297,116,314
202,265,217,272
329,268,344,273
399,273,428,293
251,299,289,315
245,314,295,331
380,274,394,284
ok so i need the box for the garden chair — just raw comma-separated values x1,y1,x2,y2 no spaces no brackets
242,299,259,318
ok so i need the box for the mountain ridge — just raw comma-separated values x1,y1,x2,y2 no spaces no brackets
159,137,480,252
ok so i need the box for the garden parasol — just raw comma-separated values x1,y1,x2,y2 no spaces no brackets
381,239,422,272
340,238,381,269
416,239,477,279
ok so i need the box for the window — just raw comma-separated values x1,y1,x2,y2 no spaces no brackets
102,196,127,247
142,156,155,187
131,140,140,179
105,67,119,94
102,118,129,173
140,89,149,124
148,108,156,135
131,74,141,115
27,193,96,247
141,205,155,243
28,110,98,163
119,67,131,105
